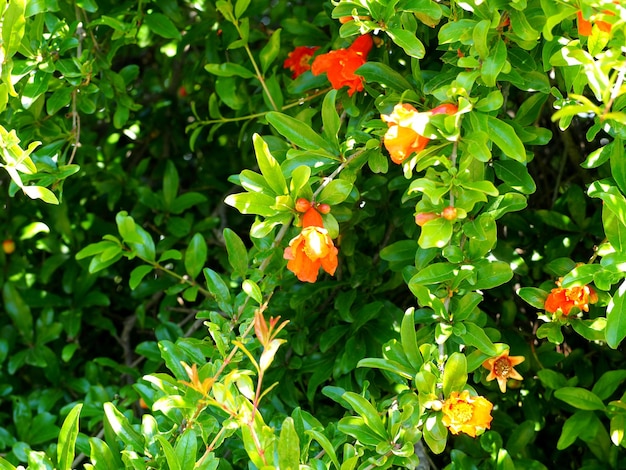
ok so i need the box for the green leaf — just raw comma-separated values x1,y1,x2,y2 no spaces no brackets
603,205,626,252
471,259,513,290
224,192,277,216
386,27,425,58
163,161,179,210
357,357,414,380
493,160,536,194
419,217,453,248
155,435,181,470
518,287,548,310
22,185,59,204
473,20,490,59
322,89,340,150
461,322,498,355
484,193,527,219
260,28,281,74
554,387,606,411
185,233,208,279
481,39,507,87
2,0,26,58
234,0,250,18
536,322,564,344
278,417,300,470
223,228,248,277
57,404,82,470
46,87,73,115
144,12,181,39
129,265,153,290
423,415,448,454
2,283,33,344
103,403,144,450
242,279,263,303
355,62,414,93
592,370,626,401
205,62,255,78
589,179,626,227
204,267,231,307
266,112,337,155
317,179,353,205
401,308,423,371
175,429,197,470
610,139,626,195
606,280,626,349
342,392,388,439
253,134,287,196
442,352,467,397
411,262,457,285
305,429,340,469
487,116,527,162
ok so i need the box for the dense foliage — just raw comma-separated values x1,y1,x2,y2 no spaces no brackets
1,0,626,469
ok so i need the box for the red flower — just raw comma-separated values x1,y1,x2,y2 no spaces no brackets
544,278,598,316
283,226,338,283
283,46,319,79
311,35,373,96
381,103,458,164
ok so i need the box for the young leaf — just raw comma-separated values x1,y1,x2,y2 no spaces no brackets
278,417,300,470
57,404,83,470
253,133,287,196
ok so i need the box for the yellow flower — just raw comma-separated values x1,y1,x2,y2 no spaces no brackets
482,350,525,393
441,390,493,437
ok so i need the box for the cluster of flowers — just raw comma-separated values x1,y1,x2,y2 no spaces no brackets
283,199,338,283
439,350,525,437
544,277,598,316
283,35,373,96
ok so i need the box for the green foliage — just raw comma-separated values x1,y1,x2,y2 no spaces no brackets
1,0,626,468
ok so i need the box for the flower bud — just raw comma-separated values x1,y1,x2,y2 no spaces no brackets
295,198,311,213
2,239,15,255
415,212,439,227
317,203,331,214
442,206,458,221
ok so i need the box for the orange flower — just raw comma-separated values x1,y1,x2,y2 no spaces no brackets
283,46,319,79
381,103,457,164
544,278,598,316
284,226,338,283
441,391,493,437
311,35,373,96
482,350,525,393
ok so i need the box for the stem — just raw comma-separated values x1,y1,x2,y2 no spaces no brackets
313,148,366,200
603,67,625,115
193,88,330,127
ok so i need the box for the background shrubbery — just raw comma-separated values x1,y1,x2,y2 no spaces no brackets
1,0,626,468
